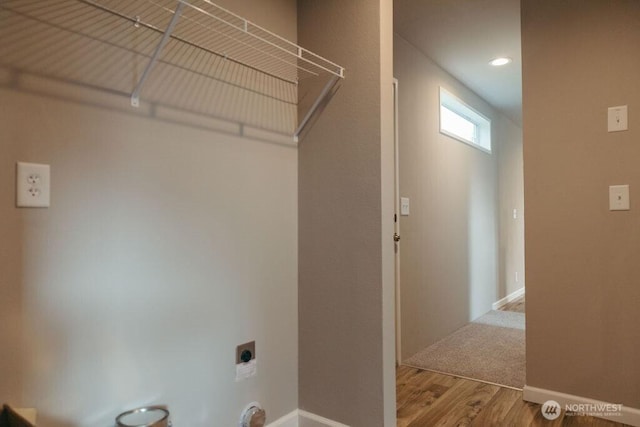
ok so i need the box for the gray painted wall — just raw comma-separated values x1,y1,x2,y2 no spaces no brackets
497,116,525,299
297,0,395,425
394,35,524,360
0,1,299,425
522,0,640,408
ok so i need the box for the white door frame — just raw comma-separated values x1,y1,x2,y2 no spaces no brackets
393,78,402,364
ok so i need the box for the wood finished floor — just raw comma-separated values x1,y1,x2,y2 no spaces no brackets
396,365,629,426
499,295,525,313
397,295,629,426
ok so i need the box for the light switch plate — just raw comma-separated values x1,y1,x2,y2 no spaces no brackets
400,197,410,216
16,162,50,208
608,105,628,132
609,185,630,211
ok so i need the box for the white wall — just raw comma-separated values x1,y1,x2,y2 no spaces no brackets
0,1,298,425
394,35,523,360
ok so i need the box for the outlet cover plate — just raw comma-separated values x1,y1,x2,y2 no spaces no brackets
16,162,50,208
609,185,630,211
608,105,628,132
236,341,256,364
235,341,257,382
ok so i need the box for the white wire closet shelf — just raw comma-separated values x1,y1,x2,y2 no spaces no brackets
0,0,345,141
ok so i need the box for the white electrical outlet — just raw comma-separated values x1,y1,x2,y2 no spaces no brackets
16,162,50,208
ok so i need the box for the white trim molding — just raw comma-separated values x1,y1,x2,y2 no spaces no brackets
299,410,350,427
266,410,299,427
266,410,350,427
523,385,640,427
492,287,525,310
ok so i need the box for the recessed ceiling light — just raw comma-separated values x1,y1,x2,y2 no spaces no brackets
489,57,512,67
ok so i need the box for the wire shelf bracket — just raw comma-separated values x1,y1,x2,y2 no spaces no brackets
130,1,185,107
294,74,341,142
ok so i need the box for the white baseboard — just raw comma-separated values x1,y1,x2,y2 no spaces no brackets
492,287,525,310
298,410,350,427
267,410,299,427
523,385,640,427
266,410,349,427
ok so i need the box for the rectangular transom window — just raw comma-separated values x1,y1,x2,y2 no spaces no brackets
439,87,491,153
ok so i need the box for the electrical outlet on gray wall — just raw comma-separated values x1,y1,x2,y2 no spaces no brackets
236,341,256,364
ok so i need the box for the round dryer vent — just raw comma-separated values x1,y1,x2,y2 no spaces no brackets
239,402,266,427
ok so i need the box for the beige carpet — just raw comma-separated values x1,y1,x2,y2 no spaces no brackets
403,310,525,389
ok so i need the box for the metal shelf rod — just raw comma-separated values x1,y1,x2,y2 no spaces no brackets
195,0,344,77
174,6,322,80
177,1,333,79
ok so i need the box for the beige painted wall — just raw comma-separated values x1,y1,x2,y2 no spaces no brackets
297,0,395,425
0,1,299,426
522,0,640,407
394,35,524,360
497,116,525,298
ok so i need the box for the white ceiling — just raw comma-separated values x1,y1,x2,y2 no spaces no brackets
394,0,522,126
